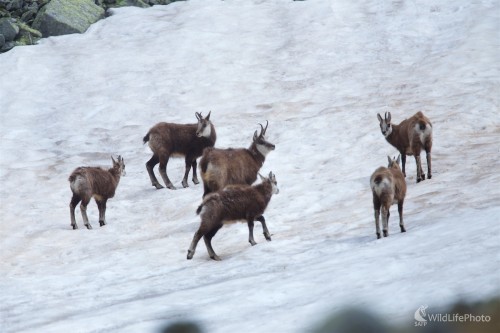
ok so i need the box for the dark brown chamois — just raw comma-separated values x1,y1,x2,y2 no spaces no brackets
187,172,279,261
370,155,407,239
377,111,433,183
69,156,125,230
199,120,275,198
143,111,216,189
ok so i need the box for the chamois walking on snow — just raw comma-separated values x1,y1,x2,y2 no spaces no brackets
143,111,216,189
370,155,407,239
199,120,275,198
69,156,126,230
187,171,279,261
377,111,433,183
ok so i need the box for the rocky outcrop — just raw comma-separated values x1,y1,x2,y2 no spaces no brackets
0,0,184,53
32,0,104,37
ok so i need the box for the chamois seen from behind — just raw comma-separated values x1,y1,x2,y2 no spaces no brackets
377,111,433,183
370,155,407,239
143,111,216,189
69,156,126,230
200,120,275,198
187,171,279,261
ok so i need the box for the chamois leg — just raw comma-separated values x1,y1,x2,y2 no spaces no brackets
426,148,432,180
398,201,406,233
158,155,176,190
191,159,200,185
181,156,193,188
80,197,92,230
203,225,223,261
401,153,407,177
187,230,204,260
415,154,425,183
70,194,81,230
96,199,107,227
146,155,163,189
381,206,389,237
256,215,272,241
373,199,381,239
247,219,257,246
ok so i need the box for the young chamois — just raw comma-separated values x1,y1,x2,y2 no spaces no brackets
69,156,126,230
377,111,433,183
370,155,407,239
199,120,275,198
143,111,216,189
187,171,279,261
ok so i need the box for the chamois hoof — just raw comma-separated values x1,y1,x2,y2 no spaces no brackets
264,233,272,241
192,178,200,185
376,233,381,239
416,178,422,183
166,184,177,190
383,230,388,237
187,251,194,260
181,181,189,188
99,221,106,227
210,255,222,261
153,183,164,189
400,226,406,233
249,240,257,246
85,224,93,230
428,174,432,179
72,225,78,230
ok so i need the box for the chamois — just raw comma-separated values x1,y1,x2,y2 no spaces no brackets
69,156,125,230
370,155,407,239
143,111,216,189
199,120,275,198
377,111,433,183
187,171,279,261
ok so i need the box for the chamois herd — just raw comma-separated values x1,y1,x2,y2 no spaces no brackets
68,111,433,260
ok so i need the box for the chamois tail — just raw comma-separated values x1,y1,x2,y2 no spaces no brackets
143,132,150,144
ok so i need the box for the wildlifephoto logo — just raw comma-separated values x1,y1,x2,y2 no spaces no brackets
414,305,491,327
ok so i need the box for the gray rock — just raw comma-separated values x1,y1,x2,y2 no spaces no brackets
1,40,14,51
0,17,19,41
114,0,149,8
0,33,5,48
0,0,24,11
32,0,104,37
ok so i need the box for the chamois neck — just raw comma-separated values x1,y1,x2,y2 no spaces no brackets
248,142,266,165
255,182,273,204
108,167,122,182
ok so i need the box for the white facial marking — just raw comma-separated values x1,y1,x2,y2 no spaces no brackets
272,182,279,194
200,123,211,138
256,143,273,157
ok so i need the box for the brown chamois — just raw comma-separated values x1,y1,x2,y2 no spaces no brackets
187,171,279,261
69,156,126,230
143,111,216,189
370,155,407,239
377,111,433,183
199,120,275,198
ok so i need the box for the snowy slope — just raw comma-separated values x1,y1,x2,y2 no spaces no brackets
1,0,499,332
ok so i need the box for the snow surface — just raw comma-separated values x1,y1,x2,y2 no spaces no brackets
1,0,499,332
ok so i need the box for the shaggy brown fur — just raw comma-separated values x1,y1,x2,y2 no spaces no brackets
377,111,433,183
69,156,125,230
187,172,279,261
144,112,216,189
370,156,407,239
199,121,274,198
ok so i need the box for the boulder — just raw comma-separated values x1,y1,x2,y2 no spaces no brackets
0,17,19,41
114,0,149,8
0,33,5,48
32,0,104,37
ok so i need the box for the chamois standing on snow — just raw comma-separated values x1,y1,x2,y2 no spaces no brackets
143,112,216,189
69,156,126,230
370,155,407,239
187,171,279,261
200,120,275,198
377,111,433,183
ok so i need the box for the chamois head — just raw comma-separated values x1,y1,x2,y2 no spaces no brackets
377,112,393,138
111,155,126,176
259,171,279,194
387,155,401,171
195,111,212,138
253,120,275,156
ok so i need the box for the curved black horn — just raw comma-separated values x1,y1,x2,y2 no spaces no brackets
263,120,269,135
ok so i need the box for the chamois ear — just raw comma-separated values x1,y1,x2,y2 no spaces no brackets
387,155,392,165
377,113,383,123
387,112,391,123
396,154,401,164
253,130,259,141
111,155,116,164
258,173,265,182
206,111,211,121
268,171,273,179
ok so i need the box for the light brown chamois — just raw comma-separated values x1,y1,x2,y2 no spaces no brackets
187,172,279,261
199,120,275,198
143,111,216,189
370,155,407,239
69,156,126,230
377,111,433,183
